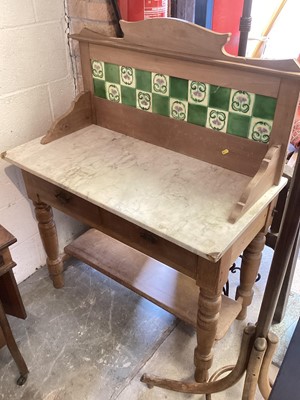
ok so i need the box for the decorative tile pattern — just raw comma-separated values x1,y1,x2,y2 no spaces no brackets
206,108,228,133
249,118,273,143
137,90,152,112
188,81,209,106
152,73,169,96
170,99,188,121
91,59,277,143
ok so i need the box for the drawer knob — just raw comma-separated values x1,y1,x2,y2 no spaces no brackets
140,230,157,244
55,192,71,204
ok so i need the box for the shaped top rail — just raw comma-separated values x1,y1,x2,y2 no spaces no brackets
70,18,300,78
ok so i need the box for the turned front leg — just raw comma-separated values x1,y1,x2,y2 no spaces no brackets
34,202,64,288
236,231,266,320
194,288,222,382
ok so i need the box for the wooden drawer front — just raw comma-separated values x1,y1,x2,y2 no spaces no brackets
22,171,197,279
22,171,101,229
98,208,197,279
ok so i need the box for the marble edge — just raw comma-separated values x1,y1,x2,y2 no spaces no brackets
2,129,288,262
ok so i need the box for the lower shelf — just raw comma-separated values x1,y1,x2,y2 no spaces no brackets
65,229,242,340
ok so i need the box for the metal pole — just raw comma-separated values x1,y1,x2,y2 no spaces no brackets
238,0,253,56
110,0,124,38
256,154,300,338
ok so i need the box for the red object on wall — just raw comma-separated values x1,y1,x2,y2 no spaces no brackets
118,0,144,21
118,0,168,21
144,0,168,19
212,0,244,55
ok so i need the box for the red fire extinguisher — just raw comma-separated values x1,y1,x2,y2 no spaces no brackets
118,0,168,22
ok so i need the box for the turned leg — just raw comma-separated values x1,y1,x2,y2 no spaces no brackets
34,202,64,288
194,288,222,382
236,231,266,320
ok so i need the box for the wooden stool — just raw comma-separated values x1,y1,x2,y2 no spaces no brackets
0,225,28,385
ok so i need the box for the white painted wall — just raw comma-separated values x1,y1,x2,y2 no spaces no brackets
0,0,83,283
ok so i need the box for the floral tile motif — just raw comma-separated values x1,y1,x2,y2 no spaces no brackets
188,81,209,106
137,90,152,112
105,82,121,103
229,90,254,116
206,108,228,133
249,118,273,143
120,66,136,88
152,73,169,96
92,60,105,80
91,59,277,144
170,99,188,121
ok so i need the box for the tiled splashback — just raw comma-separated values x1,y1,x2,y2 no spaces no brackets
91,60,277,144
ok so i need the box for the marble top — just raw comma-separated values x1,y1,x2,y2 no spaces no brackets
3,125,286,261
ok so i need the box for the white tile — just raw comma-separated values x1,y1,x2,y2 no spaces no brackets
0,0,35,28
248,117,273,143
91,60,105,80
152,73,169,96
105,82,122,103
229,89,255,116
170,99,188,122
206,108,229,133
120,65,136,88
136,90,152,112
0,22,69,95
188,80,209,106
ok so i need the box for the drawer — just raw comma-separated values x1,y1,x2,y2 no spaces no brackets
98,208,197,278
22,171,101,229
22,171,197,278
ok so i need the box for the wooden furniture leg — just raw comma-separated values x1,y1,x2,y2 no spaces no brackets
194,288,222,382
0,301,28,385
34,202,64,288
236,232,266,320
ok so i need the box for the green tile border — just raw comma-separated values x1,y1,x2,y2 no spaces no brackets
91,59,277,144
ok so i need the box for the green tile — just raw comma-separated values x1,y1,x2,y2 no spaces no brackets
93,79,106,99
253,95,276,120
208,85,231,111
152,93,170,117
104,62,120,83
121,86,136,107
136,69,152,91
170,77,188,100
187,104,207,126
227,113,251,138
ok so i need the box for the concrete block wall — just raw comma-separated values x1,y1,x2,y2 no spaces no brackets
66,0,117,92
0,0,83,283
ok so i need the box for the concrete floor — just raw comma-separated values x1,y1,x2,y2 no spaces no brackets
0,246,299,400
